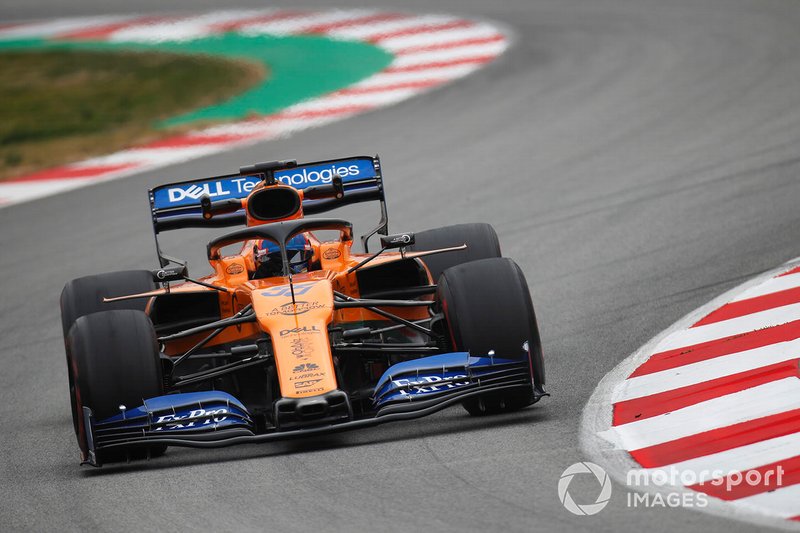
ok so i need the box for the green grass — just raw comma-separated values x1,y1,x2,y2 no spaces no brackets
0,49,264,179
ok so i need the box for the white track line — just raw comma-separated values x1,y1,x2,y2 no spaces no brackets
241,10,378,36
582,257,800,529
70,146,224,167
327,15,460,40
600,378,800,450
731,271,800,302
613,339,800,401
641,433,800,485
655,302,800,353
0,15,136,39
737,485,800,520
0,179,97,203
350,65,482,87
388,42,508,68
284,89,420,112
109,11,265,42
380,24,503,51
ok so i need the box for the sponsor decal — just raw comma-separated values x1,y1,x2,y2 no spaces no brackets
280,326,320,336
154,176,260,209
387,233,413,245
154,267,183,280
290,372,324,381
297,387,325,394
268,300,324,316
226,263,244,275
322,248,341,260
391,375,470,396
290,337,313,359
153,407,228,431
261,282,315,297
153,160,375,209
273,158,375,189
294,378,323,389
277,164,358,186
293,363,320,373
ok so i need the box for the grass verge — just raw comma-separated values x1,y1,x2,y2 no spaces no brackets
0,49,264,180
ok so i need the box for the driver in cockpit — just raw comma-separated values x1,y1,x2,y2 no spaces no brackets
252,234,314,279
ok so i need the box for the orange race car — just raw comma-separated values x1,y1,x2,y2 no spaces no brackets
60,155,547,466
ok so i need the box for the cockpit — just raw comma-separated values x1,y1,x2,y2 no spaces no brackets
252,234,313,277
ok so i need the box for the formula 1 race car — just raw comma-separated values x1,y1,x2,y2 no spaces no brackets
60,155,547,466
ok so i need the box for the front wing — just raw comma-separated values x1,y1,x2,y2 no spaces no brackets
81,351,546,466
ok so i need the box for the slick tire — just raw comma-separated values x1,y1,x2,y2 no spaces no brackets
66,309,166,463
436,258,545,416
409,223,501,282
60,270,156,343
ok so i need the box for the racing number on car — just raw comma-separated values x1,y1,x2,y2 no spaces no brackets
261,283,314,297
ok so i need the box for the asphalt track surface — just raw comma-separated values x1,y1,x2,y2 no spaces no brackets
1,0,800,531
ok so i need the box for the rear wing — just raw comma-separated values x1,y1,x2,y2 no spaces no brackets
148,155,388,266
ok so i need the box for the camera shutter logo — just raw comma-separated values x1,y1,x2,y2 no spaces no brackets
558,462,612,516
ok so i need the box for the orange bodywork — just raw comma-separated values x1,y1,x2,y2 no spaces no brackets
252,279,336,398
144,236,431,400
117,180,436,402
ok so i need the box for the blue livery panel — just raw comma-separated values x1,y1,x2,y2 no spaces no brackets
95,391,254,433
273,157,376,188
372,352,528,407
152,175,261,210
151,156,377,211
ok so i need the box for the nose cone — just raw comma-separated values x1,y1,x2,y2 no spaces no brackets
252,279,338,398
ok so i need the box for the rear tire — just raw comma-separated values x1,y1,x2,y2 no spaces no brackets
409,223,501,282
60,270,156,342
66,309,166,462
436,258,544,416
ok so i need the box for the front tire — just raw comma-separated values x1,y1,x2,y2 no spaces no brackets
437,257,544,416
60,270,156,342
67,309,165,462
409,223,501,282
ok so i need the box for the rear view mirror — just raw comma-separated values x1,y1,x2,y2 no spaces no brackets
380,232,415,249
152,264,188,283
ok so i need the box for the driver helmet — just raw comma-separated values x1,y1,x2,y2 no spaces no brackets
253,234,313,277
